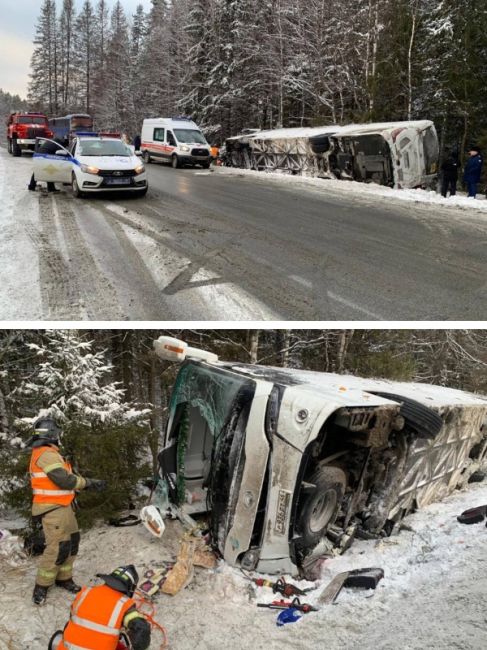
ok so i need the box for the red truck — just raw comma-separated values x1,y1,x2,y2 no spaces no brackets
7,112,53,156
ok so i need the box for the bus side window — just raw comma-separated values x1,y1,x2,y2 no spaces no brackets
167,131,176,147
154,128,165,142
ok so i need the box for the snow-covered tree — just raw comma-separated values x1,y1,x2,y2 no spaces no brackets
14,330,149,429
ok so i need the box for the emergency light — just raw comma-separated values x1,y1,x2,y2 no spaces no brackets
153,336,219,363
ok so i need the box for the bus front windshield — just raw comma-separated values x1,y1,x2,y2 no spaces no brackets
71,116,93,130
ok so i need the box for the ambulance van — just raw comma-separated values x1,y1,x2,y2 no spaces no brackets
141,118,211,169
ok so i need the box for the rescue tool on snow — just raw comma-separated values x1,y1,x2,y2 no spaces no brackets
252,576,312,598
257,598,318,613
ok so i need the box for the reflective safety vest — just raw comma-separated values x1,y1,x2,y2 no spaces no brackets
59,585,135,650
29,446,75,506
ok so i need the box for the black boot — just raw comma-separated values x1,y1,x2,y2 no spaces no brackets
32,583,49,605
55,578,81,593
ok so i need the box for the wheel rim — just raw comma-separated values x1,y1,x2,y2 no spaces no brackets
309,490,337,533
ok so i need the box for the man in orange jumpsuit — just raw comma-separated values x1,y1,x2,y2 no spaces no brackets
48,565,151,650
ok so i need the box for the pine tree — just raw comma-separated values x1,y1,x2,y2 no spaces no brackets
14,330,149,427
96,1,134,132
58,0,77,111
75,0,96,114
27,0,59,114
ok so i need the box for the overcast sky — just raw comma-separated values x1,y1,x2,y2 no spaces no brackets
0,0,153,97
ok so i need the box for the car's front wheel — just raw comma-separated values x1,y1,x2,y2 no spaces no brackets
72,174,84,198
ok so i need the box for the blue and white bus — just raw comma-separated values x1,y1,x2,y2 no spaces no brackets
48,114,93,145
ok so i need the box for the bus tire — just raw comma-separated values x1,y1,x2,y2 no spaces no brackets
297,466,346,550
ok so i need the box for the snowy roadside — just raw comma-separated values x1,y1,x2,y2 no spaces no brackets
0,147,43,319
217,166,487,216
1,481,487,649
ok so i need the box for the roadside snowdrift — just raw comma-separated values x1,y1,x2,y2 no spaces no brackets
219,166,487,215
1,480,487,649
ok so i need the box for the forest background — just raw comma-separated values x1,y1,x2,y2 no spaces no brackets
1,329,487,526
1,0,487,160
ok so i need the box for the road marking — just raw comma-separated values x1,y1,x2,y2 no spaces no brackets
327,291,383,320
289,274,312,288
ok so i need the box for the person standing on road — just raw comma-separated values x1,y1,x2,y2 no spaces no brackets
28,416,107,605
28,138,64,193
463,146,483,198
440,149,459,198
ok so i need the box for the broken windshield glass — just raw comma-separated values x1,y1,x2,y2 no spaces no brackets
168,363,251,444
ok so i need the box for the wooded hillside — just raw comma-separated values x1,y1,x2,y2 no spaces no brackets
27,0,487,155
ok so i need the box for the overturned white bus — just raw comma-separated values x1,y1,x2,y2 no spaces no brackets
223,120,439,190
154,336,487,579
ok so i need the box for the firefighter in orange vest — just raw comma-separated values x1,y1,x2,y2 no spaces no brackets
28,416,106,605
48,565,151,650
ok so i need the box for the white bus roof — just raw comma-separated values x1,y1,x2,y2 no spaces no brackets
220,363,487,410
331,120,434,137
228,120,434,143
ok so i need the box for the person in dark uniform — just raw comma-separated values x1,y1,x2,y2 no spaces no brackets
28,138,64,192
440,148,459,198
463,145,483,198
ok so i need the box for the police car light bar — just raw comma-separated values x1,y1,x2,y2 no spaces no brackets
75,131,98,137
153,336,219,364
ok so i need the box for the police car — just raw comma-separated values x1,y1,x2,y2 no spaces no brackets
33,134,148,198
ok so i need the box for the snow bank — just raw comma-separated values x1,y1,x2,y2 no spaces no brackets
2,481,487,649
219,166,487,215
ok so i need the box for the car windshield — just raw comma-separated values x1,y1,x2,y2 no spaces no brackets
18,116,46,125
174,129,207,145
79,139,131,156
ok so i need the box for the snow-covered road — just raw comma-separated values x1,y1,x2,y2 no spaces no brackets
1,480,487,649
2,145,487,321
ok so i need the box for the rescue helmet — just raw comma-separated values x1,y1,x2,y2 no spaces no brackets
28,416,62,446
97,565,139,596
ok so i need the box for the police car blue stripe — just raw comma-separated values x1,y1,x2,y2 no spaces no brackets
33,153,81,166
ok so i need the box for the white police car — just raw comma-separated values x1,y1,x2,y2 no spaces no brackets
33,135,148,198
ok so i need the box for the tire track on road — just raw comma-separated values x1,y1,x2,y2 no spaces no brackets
35,194,83,319
50,194,124,320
